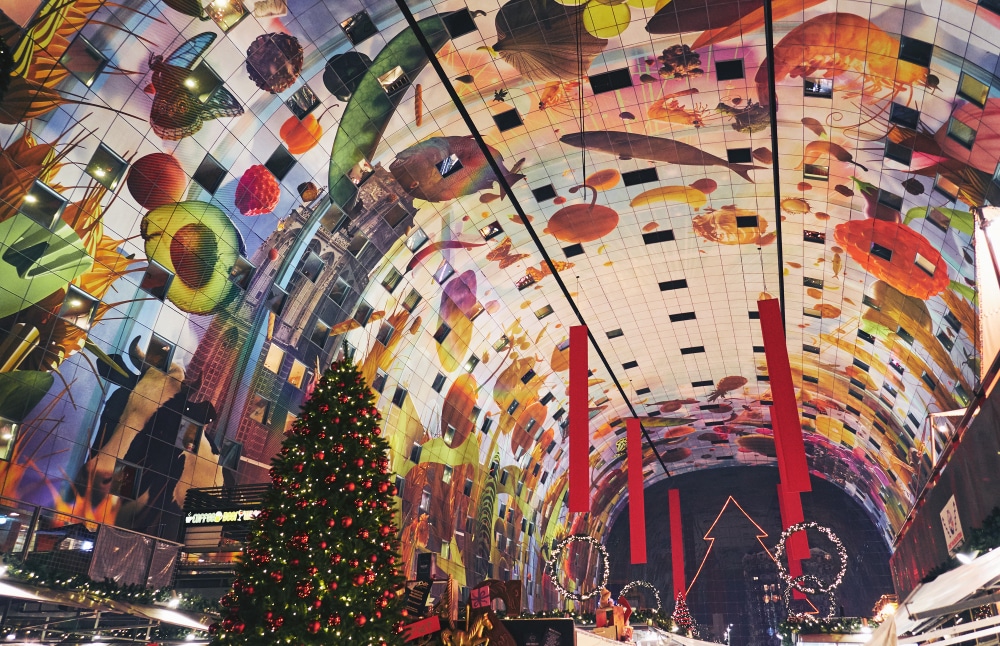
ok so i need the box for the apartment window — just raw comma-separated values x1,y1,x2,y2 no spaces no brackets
341,10,378,45
804,78,833,98
376,323,395,345
947,117,977,148
372,369,387,393
86,143,128,190
20,181,67,229
110,460,140,498
958,72,989,107
61,34,108,87
381,266,403,293
0,419,19,461
392,386,407,407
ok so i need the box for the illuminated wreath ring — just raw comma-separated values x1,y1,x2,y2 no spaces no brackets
773,522,847,594
545,535,610,602
782,582,836,622
619,581,662,613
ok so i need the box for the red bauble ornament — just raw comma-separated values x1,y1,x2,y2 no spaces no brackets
308,621,321,634
270,571,284,582
363,479,373,489
328,616,341,626
358,528,370,539
331,554,342,564
318,431,326,440
334,417,341,424
380,525,391,536
333,443,344,453
342,516,353,528
375,611,382,619
319,404,328,413
308,566,319,575
370,554,378,562
356,615,367,627
350,417,358,424
354,575,366,586
349,558,360,567
355,499,365,509
346,482,356,492
378,483,389,493
314,599,323,609
293,463,304,472
318,498,328,506
325,474,337,483
356,458,365,467
320,541,328,549
274,617,284,627
330,581,338,590
314,451,325,460
327,518,337,527
275,514,287,526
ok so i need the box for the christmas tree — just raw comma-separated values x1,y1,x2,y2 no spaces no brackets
211,361,405,646
672,591,698,637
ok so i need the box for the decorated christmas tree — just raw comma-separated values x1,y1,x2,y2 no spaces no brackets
211,361,405,646
672,591,698,637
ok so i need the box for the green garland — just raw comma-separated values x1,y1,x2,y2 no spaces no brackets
1,555,219,614
778,617,881,646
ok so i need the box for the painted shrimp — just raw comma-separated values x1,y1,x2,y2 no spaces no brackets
754,13,928,109
648,95,710,128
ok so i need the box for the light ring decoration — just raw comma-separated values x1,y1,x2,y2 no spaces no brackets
782,583,837,622
773,521,848,594
544,535,610,602
619,580,662,613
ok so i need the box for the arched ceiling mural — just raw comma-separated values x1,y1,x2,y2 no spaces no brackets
0,0,992,607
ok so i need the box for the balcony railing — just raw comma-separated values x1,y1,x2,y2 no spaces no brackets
0,495,181,589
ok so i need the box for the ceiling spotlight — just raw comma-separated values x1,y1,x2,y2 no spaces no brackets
957,549,980,564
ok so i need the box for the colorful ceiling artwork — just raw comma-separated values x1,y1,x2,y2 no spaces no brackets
0,0,994,609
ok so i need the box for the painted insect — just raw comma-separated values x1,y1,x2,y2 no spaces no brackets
147,32,244,140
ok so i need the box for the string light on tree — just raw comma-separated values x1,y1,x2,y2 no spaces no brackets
619,581,662,613
210,361,406,646
671,591,698,637
544,535,610,602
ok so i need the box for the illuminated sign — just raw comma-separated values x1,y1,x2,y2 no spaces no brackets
185,509,261,525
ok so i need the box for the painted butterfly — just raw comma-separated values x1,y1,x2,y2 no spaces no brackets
147,32,243,140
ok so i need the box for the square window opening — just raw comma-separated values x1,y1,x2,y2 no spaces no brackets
803,164,830,181
378,66,410,95
436,153,464,178
493,108,523,132
406,227,429,252
265,145,297,180
139,261,173,300
86,143,128,190
804,78,833,97
716,59,745,80
341,10,378,45
285,84,320,119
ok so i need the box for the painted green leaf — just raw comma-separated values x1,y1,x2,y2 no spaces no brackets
903,206,975,236
328,14,452,207
950,280,978,304
0,371,54,421
84,339,129,379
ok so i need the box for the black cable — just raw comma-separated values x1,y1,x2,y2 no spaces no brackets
762,0,786,330
393,0,672,478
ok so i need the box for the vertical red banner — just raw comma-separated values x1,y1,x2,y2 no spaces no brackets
568,325,589,513
777,484,810,560
669,488,685,597
627,418,647,564
758,299,812,493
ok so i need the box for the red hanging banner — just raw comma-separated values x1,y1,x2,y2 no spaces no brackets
627,418,647,564
669,488,685,597
568,325,590,513
777,484,810,561
758,299,812,493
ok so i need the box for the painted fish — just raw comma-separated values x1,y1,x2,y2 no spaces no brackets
390,135,526,202
560,131,763,182
832,252,843,278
